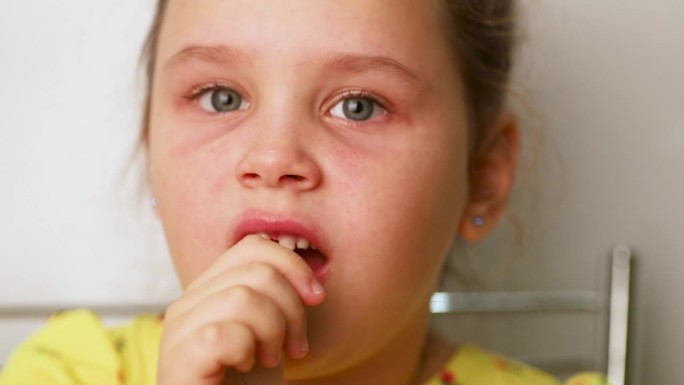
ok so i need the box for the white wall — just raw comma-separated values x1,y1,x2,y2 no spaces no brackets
464,1,683,383
1,1,683,384
0,0,180,363
511,3,684,384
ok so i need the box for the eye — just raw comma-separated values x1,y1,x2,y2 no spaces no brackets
330,94,386,122
198,87,250,113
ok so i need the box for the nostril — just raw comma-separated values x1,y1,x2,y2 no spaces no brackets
244,173,260,181
285,175,306,182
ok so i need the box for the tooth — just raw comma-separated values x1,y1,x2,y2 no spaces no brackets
311,244,317,251
296,238,310,250
278,235,296,251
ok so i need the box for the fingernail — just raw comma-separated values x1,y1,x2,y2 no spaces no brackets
310,279,324,295
301,338,309,356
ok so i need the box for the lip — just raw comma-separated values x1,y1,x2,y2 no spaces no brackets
231,210,331,280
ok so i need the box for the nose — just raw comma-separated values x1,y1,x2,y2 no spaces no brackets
235,136,321,191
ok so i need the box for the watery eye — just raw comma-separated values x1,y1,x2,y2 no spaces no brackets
199,88,249,113
330,97,385,122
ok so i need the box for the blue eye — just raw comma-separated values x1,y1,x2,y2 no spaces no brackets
198,87,250,113
330,95,386,122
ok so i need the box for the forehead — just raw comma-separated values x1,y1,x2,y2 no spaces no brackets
156,0,452,74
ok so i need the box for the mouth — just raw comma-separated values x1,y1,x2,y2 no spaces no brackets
255,233,329,277
233,215,331,281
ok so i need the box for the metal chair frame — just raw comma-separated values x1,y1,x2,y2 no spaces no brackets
429,244,632,385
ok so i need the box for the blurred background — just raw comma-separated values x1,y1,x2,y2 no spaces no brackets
0,1,682,384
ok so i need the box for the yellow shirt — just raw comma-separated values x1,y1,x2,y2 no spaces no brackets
0,309,608,385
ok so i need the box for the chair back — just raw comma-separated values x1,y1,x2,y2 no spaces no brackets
429,244,632,385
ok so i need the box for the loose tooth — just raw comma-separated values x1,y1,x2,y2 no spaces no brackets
278,235,296,251
296,238,310,250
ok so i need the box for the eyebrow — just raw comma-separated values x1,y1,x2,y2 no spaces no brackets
165,44,254,69
318,52,421,86
164,44,422,86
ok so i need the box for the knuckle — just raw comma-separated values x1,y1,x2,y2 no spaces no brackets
225,285,255,307
247,262,279,282
225,333,254,364
198,323,222,347
234,342,253,363
194,324,254,367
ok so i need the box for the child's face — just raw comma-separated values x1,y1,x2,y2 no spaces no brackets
149,0,470,375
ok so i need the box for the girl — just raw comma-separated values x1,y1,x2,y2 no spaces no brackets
0,1,607,384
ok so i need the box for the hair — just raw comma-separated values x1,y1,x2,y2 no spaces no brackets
440,0,516,163
138,0,169,148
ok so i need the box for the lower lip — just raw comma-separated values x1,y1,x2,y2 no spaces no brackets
299,249,331,282
313,263,330,283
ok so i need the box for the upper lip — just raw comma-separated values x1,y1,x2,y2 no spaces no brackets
232,210,327,256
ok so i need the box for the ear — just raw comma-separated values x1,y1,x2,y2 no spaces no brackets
458,112,521,242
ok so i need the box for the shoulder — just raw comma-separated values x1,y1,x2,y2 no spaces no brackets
425,344,609,385
0,309,163,385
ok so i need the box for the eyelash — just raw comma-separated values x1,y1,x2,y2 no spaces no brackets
183,83,392,117
334,90,391,112
185,81,233,102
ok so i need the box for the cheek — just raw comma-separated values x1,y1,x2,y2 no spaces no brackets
318,130,467,338
330,120,468,282
149,121,239,286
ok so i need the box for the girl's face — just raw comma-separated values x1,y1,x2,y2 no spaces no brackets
149,0,471,377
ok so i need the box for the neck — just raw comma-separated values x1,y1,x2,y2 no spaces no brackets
286,309,433,385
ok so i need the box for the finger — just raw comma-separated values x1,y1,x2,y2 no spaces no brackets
159,322,255,385
186,235,325,306
241,361,285,385
168,262,309,359
166,285,288,367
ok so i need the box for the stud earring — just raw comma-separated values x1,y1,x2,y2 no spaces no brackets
473,216,485,227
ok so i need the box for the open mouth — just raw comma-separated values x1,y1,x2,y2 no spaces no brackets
255,232,330,279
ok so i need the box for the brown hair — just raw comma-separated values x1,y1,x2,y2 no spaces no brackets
138,0,516,158
139,0,169,147
441,0,516,157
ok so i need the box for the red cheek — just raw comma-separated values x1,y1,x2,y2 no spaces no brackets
326,145,366,195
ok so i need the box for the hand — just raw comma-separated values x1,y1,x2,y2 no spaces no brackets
157,234,326,385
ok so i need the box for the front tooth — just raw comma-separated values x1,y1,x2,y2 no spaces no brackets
278,235,296,251
296,238,310,250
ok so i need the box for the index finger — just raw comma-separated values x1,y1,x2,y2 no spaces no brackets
186,234,325,306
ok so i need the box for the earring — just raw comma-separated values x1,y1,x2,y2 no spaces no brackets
473,216,485,227
150,196,158,209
